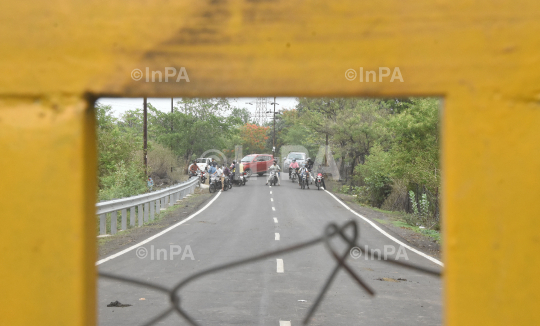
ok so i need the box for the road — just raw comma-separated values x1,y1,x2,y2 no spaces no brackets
98,173,442,326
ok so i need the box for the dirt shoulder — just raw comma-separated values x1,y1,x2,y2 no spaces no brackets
97,186,214,260
326,181,442,260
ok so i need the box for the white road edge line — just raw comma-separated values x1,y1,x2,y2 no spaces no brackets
277,259,284,273
279,321,291,326
274,217,278,223
96,192,222,266
275,233,280,240
324,190,443,267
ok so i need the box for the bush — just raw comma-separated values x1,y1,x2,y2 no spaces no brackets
381,180,409,212
98,160,146,201
355,144,392,207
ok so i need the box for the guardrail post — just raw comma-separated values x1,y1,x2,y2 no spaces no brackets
111,211,117,235
169,193,174,207
156,198,161,213
100,214,106,235
130,207,135,227
150,200,155,221
138,204,143,226
121,209,127,231
144,202,149,222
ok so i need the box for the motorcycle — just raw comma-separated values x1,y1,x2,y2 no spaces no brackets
196,170,206,184
299,172,309,190
290,168,299,182
208,175,222,193
315,173,324,190
223,175,232,191
268,170,278,186
232,171,248,186
231,170,247,186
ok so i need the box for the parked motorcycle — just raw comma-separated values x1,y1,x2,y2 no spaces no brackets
197,170,206,184
232,171,248,186
223,175,232,191
209,175,222,193
315,172,324,190
268,170,278,186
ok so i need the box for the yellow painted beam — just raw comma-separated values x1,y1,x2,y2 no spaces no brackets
1,0,539,324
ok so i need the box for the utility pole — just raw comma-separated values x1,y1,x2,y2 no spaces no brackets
143,97,148,177
268,97,280,157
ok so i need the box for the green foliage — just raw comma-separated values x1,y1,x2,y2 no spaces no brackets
96,98,246,201
98,160,146,201
289,97,440,223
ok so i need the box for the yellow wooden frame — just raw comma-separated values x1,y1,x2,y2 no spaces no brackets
1,0,539,324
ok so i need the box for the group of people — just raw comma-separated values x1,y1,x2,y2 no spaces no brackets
189,158,243,192
187,156,325,191
288,157,326,189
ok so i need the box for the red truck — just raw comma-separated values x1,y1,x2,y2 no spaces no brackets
240,154,274,177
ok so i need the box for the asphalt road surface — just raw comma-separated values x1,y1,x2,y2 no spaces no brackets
98,174,442,326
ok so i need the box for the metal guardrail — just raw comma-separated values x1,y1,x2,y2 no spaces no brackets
96,177,200,235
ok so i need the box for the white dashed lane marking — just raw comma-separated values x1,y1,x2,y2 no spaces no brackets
274,218,278,223
276,259,284,273
271,198,274,202
275,233,280,240
279,321,291,326
272,207,275,211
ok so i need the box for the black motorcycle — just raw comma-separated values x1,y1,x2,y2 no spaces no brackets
223,175,233,190
290,168,299,182
299,172,309,190
209,175,222,193
234,171,248,186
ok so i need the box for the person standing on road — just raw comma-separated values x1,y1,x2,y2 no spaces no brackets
215,164,224,191
229,160,236,182
147,177,154,191
266,160,281,186
208,162,216,176
223,164,231,190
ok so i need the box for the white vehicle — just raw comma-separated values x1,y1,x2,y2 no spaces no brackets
283,152,307,170
195,157,212,171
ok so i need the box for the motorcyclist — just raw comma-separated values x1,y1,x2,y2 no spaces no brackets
208,162,217,175
230,160,236,182
266,160,281,186
316,164,326,189
214,164,223,191
298,163,310,189
222,164,231,191
306,157,315,184
189,160,200,176
288,159,299,178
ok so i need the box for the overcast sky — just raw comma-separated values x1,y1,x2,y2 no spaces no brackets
96,97,299,118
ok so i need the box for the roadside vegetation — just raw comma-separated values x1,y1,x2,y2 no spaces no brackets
273,98,441,233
